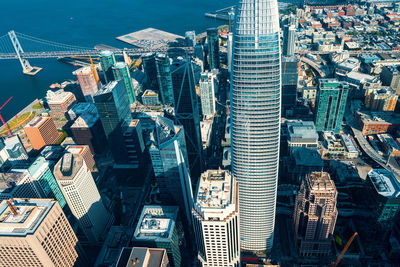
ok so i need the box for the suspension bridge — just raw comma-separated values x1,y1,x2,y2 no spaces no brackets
0,30,193,75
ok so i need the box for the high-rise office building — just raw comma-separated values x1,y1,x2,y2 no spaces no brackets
123,119,145,169
24,117,60,150
0,170,42,201
73,66,99,101
231,0,281,252
70,105,107,154
133,205,183,267
46,89,77,119
0,198,81,267
192,170,240,267
94,80,132,166
65,145,95,172
185,30,196,47
283,24,296,56
199,71,217,116
149,116,193,226
171,58,203,179
54,153,112,242
100,50,116,83
281,56,299,114
294,172,338,257
315,79,349,133
155,53,174,105
206,28,220,70
112,62,136,105
28,156,67,208
142,52,159,91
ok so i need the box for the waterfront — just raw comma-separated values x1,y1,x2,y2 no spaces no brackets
0,0,234,121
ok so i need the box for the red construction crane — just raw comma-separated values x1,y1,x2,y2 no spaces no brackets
0,97,13,137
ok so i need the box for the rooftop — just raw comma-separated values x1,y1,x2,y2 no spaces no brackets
94,80,119,96
293,147,324,167
116,247,168,267
368,169,400,198
71,112,99,128
196,170,233,209
72,65,93,76
200,119,213,147
53,153,84,181
287,121,318,141
307,171,337,192
68,102,97,118
143,89,159,97
0,198,54,237
46,89,75,104
133,205,178,242
25,116,48,128
0,170,30,193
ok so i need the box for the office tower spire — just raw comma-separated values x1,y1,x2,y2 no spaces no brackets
231,0,281,252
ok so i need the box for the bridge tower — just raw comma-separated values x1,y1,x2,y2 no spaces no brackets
8,31,42,75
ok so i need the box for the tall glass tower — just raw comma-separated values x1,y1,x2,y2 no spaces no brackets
231,0,281,252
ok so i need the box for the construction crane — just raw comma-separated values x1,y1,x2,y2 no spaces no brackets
70,56,100,85
0,97,13,137
331,232,358,267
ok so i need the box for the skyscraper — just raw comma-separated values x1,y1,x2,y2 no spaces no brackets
315,79,349,133
73,66,99,101
192,169,240,267
207,28,220,70
185,31,196,47
94,80,132,166
149,116,193,226
231,0,281,252
142,52,159,91
294,172,338,257
0,198,82,267
283,24,296,56
54,153,112,242
171,57,203,179
199,71,217,116
155,53,175,105
24,117,60,150
227,32,233,73
281,56,299,114
112,62,136,105
100,50,116,83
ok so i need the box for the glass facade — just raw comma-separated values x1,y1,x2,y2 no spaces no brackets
155,53,175,105
315,79,349,133
207,28,220,70
94,80,132,164
28,156,66,208
100,50,116,83
142,52,159,91
231,0,281,252
171,58,203,179
112,62,136,105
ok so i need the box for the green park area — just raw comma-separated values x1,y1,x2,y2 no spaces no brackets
0,111,36,136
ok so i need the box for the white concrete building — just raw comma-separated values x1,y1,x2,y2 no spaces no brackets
192,170,240,267
54,153,112,242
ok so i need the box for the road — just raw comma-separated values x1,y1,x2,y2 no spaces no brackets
344,109,400,179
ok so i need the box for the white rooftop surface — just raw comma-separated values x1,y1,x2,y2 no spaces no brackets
287,121,318,140
200,119,213,147
368,169,400,198
134,206,178,241
196,170,232,209
346,71,376,82
0,199,54,236
341,134,358,153
46,89,74,104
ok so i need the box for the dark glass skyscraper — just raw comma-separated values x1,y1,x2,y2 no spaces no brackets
100,50,116,83
207,28,220,70
231,0,281,252
142,52,159,91
155,53,174,105
94,80,132,165
281,56,299,114
171,57,203,179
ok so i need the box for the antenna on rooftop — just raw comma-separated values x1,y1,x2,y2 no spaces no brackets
7,199,18,216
